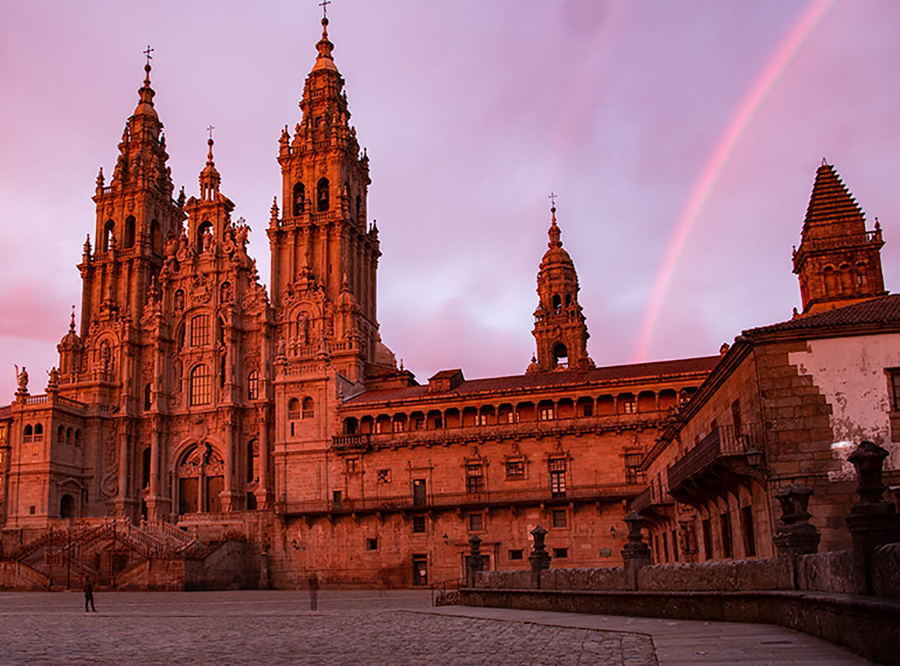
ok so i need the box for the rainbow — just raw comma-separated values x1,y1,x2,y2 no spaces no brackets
632,0,837,363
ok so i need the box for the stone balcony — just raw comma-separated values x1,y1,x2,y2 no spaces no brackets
332,412,665,451
666,424,764,505
279,482,642,518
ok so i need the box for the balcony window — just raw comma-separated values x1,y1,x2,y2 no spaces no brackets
468,513,484,531
506,459,525,478
466,464,485,493
549,458,566,497
552,509,567,528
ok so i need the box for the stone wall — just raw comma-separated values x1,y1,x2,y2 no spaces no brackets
477,567,626,591
637,557,790,591
796,549,862,595
873,542,900,598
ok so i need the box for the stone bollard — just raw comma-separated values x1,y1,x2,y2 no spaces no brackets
529,525,551,589
467,534,486,588
773,483,820,590
621,511,651,591
846,441,900,594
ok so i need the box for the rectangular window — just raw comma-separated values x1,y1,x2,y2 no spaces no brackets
365,538,378,551
346,458,359,473
549,458,566,497
721,511,733,559
392,420,405,433
29,505,36,515
476,413,489,426
377,469,391,484
247,372,259,400
890,370,900,411
552,548,568,559
625,453,642,484
581,402,593,417
332,490,342,506
32,445,39,456
190,314,210,347
623,401,636,414
508,549,524,561
190,366,211,406
468,513,484,531
741,505,756,557
552,509,567,528
505,459,525,478
599,548,612,557
412,515,426,533
466,464,485,493
702,518,713,560
539,407,554,421
672,529,679,562
413,418,424,430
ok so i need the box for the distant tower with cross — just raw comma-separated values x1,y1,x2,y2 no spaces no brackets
268,5,384,385
80,45,184,330
528,196,594,373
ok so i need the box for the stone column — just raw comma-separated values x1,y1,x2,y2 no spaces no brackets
529,525,551,589
846,441,900,595
773,483,820,590
467,534,486,588
255,404,273,509
116,431,129,516
221,415,236,512
147,419,161,517
621,511,651,591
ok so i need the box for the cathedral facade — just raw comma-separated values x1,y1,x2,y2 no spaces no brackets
0,18,718,588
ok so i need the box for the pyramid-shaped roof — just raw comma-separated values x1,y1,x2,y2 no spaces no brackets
801,162,866,242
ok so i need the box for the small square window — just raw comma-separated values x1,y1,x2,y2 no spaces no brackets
552,509,567,528
377,469,391,484
468,513,484,531
506,460,525,478
365,538,378,551
29,505,36,515
508,549,524,561
552,547,568,559
346,458,359,473
412,516,426,533
599,548,612,557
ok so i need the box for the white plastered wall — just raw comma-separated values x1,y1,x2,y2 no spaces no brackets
789,332,900,476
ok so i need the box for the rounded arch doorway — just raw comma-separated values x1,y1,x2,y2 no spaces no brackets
176,443,225,515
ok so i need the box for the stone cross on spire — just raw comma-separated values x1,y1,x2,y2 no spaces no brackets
319,0,331,18
143,45,154,67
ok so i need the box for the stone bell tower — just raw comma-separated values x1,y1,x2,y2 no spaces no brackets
528,204,594,373
268,16,381,383
792,162,886,315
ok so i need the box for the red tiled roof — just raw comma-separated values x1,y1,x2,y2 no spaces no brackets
344,355,720,406
746,294,900,336
0,404,11,420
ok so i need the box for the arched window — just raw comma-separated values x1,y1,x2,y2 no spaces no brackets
247,370,260,401
190,365,211,406
150,219,161,254
840,263,853,294
824,266,836,296
553,342,568,368
302,397,314,419
103,220,115,252
58,425,65,443
317,177,330,212
176,444,224,514
74,430,82,446
66,428,72,445
247,439,259,483
292,182,305,216
33,424,44,442
343,417,358,434
552,294,562,312
23,425,33,443
124,215,136,249
144,383,152,411
288,398,300,420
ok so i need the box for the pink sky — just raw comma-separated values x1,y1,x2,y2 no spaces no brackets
1,1,899,401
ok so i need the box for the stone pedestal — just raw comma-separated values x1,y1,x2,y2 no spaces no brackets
621,511,651,591
467,535,486,588
529,525,551,589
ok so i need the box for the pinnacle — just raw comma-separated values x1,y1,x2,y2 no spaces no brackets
801,162,866,240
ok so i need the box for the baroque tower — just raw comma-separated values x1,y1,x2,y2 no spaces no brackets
268,16,382,384
792,162,886,315
528,205,594,373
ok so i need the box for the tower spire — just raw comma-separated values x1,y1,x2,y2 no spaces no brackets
529,202,593,373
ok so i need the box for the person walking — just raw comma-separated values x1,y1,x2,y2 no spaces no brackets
84,576,96,612
308,572,319,612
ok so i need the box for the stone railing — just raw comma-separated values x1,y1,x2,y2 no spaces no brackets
281,483,641,517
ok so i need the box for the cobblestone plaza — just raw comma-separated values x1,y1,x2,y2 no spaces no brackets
0,591,874,665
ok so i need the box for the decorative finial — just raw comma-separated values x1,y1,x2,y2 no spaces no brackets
69,306,76,333
821,157,827,167
320,0,331,21
547,194,561,248
206,125,216,165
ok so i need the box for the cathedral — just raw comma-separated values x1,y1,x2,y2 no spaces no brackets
1,16,891,591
